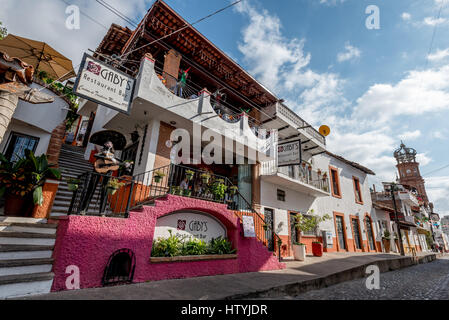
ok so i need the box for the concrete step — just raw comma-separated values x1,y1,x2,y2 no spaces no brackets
0,217,47,224
0,232,56,246
0,262,53,276
0,244,54,260
0,272,54,299
0,258,53,268
0,222,56,234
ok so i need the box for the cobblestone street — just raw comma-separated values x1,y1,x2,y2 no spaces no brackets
287,256,449,300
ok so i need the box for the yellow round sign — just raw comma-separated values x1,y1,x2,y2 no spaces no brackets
319,125,331,137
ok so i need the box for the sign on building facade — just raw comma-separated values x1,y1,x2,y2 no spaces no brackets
242,215,256,238
153,211,227,243
277,139,301,167
73,53,135,115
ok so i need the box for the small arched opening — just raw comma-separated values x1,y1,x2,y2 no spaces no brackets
102,249,136,286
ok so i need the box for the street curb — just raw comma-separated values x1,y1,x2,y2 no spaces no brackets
225,254,437,299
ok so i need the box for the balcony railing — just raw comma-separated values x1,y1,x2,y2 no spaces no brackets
261,160,330,193
68,164,283,260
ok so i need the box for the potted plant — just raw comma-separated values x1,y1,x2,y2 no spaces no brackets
293,210,331,261
322,172,328,180
153,171,165,183
0,151,61,216
170,186,181,195
382,230,391,253
292,242,307,261
312,241,323,257
317,169,322,176
210,179,227,201
185,169,195,181
66,178,80,191
106,178,125,195
182,188,192,197
229,185,238,195
263,224,269,231
200,172,211,184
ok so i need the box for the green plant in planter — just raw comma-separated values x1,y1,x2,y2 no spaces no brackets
294,210,331,245
66,178,80,191
229,185,238,195
170,186,181,195
382,230,391,240
151,230,185,257
106,178,125,195
182,238,208,256
208,237,236,255
153,171,165,183
0,150,61,207
263,224,269,231
185,170,195,181
209,179,227,201
182,188,192,197
200,172,211,184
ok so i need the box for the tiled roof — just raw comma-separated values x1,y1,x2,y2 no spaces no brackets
325,151,376,175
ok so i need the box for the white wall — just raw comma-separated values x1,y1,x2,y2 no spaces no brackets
0,119,51,158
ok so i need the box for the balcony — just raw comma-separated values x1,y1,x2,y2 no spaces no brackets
261,160,330,197
102,55,275,160
259,102,326,155
397,191,419,206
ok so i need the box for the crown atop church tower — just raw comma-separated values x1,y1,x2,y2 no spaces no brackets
394,141,417,164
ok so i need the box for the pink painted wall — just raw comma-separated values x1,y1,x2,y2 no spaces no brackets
51,195,285,291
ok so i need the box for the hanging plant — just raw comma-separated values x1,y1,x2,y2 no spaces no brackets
185,170,195,181
153,171,165,183
229,185,238,195
200,172,211,184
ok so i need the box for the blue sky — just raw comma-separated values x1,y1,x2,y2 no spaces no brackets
1,0,449,215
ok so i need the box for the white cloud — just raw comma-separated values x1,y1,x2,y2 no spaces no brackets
0,0,148,69
354,65,449,125
398,130,421,140
416,153,432,166
401,12,412,21
428,48,449,62
426,176,449,216
337,42,361,63
423,17,447,26
318,0,347,5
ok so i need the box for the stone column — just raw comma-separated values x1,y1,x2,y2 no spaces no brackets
0,90,19,143
46,120,67,167
163,49,181,90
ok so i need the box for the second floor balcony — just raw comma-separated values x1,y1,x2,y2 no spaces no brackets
261,160,330,197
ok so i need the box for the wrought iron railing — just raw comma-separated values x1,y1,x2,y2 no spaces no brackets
261,160,330,193
68,164,282,260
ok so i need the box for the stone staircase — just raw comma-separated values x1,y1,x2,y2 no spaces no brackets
50,144,99,217
0,217,57,299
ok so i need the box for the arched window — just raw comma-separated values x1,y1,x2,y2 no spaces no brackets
102,249,136,286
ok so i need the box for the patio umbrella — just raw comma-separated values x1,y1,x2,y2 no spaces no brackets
89,130,127,151
0,34,75,82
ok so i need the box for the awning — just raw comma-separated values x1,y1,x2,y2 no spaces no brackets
397,221,417,228
417,227,430,235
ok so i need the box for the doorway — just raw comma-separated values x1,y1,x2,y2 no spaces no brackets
335,214,347,251
365,216,376,251
351,217,363,251
264,208,275,251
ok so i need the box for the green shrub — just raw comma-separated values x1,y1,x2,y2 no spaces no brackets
151,232,236,257
208,237,236,255
182,238,208,256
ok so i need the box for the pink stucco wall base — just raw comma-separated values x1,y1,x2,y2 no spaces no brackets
51,195,285,291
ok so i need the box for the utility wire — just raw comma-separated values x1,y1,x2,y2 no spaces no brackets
95,0,139,28
423,164,449,177
119,0,244,60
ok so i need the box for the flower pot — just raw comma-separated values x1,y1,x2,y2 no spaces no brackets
182,190,191,197
382,239,391,253
312,242,323,257
107,187,118,195
292,244,306,261
201,177,210,184
154,176,162,183
4,193,33,217
185,173,194,181
67,183,78,192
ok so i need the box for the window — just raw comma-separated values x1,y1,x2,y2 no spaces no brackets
3,132,39,162
329,166,341,198
353,177,363,204
277,189,285,202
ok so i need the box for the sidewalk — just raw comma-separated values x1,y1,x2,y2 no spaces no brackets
22,252,436,300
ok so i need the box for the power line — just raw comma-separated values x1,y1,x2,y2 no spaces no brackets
120,0,244,59
58,0,108,30
95,0,139,28
423,164,449,177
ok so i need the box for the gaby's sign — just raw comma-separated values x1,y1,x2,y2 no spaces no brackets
73,53,135,114
153,211,227,243
277,139,301,167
